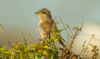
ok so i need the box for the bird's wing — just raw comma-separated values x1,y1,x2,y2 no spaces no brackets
39,22,52,34
39,21,66,47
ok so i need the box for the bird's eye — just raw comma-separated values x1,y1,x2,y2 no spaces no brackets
42,12,45,14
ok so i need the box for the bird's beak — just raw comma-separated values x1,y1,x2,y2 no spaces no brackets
35,11,40,15
35,12,38,14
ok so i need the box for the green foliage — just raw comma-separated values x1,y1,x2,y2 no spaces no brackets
0,21,99,59
0,40,59,59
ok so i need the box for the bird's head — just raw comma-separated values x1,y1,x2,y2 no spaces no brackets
35,8,52,20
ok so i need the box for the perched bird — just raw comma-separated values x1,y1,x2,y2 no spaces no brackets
35,8,66,47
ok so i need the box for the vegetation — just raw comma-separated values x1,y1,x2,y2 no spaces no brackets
0,19,99,59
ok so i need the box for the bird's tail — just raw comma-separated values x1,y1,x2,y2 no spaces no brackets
59,36,66,47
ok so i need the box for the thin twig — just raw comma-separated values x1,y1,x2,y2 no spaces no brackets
8,40,12,49
59,17,70,43
21,30,27,45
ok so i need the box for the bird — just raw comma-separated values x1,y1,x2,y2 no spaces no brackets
35,8,66,47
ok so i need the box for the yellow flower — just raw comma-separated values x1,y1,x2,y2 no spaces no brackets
43,50,48,56
44,45,49,49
